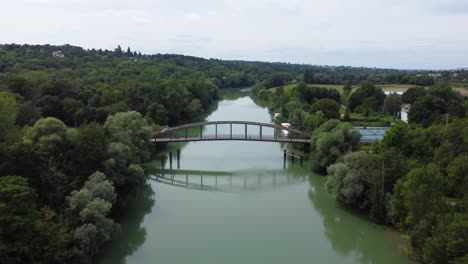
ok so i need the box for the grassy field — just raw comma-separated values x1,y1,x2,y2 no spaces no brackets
271,83,419,94
270,83,468,97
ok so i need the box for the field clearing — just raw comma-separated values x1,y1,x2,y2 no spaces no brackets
270,83,468,96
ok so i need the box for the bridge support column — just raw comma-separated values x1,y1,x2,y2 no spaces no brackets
230,123,232,139
200,125,203,139
215,124,218,139
245,124,247,139
260,125,262,139
169,152,173,169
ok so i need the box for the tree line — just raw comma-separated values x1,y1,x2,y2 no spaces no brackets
253,79,467,263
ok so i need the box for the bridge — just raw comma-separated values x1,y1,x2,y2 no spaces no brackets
151,121,310,144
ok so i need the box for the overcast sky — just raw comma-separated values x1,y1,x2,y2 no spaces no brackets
1,0,468,69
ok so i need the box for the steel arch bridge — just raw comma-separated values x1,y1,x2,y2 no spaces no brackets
151,121,310,144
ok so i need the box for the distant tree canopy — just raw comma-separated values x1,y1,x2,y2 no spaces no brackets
347,82,386,115
408,82,465,126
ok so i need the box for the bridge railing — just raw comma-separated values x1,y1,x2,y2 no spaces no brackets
153,121,310,143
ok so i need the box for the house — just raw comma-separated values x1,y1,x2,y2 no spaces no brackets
384,91,404,95
52,51,64,57
400,104,410,123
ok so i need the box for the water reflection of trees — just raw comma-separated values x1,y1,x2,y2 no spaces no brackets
95,182,155,264
307,177,408,264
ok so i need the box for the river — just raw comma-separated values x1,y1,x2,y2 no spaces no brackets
97,89,411,264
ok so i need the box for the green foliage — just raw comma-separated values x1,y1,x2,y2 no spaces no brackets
409,82,464,126
383,93,402,116
309,120,360,172
0,176,70,263
347,82,385,115
67,171,118,260
104,111,152,164
311,98,341,119
0,91,17,141
402,87,426,104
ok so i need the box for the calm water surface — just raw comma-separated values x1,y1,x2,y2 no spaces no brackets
98,89,411,264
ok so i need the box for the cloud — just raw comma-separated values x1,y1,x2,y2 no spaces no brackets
0,0,467,69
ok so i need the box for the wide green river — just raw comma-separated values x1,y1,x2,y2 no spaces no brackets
98,89,411,264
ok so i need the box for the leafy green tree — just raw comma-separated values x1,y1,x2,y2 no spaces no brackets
67,172,118,260
347,82,385,113
0,176,70,263
343,81,352,94
402,87,426,104
0,91,17,141
383,93,403,117
104,111,152,163
446,155,468,198
146,103,168,125
16,101,41,126
311,98,341,119
391,164,445,229
37,95,63,119
310,120,361,172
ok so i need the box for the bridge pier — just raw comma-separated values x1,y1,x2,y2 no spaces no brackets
200,125,203,139
169,152,173,169
245,124,247,139
230,123,232,139
215,124,218,139
260,125,262,139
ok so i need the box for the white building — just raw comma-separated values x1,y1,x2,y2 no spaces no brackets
384,91,404,95
400,104,410,123
52,51,64,57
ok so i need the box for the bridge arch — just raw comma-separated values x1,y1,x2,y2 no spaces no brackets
151,121,310,144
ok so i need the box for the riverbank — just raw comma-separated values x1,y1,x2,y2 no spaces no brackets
96,89,411,264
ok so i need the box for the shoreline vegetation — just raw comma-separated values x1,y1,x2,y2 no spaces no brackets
252,80,468,263
1,43,467,263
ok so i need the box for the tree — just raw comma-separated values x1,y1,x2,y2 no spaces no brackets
347,82,385,113
37,95,63,119
311,98,341,119
343,81,352,94
104,111,152,163
115,45,123,56
67,172,118,260
310,120,361,172
0,91,17,141
0,176,70,263
447,155,468,198
402,87,426,104
16,101,41,126
146,103,168,125
391,164,445,229
383,93,403,117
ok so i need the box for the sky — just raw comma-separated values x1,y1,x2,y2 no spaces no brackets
1,0,468,69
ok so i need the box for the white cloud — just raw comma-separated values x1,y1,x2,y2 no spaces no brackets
0,0,467,69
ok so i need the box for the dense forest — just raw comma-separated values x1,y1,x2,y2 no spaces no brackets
252,79,468,263
1,43,467,263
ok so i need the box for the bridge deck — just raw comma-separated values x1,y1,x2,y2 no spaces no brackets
151,135,310,143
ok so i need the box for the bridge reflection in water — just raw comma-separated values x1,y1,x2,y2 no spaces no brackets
150,169,307,193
